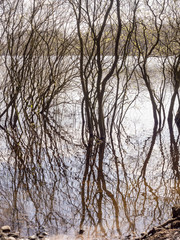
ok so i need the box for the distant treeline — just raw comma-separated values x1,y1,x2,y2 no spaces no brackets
0,22,178,57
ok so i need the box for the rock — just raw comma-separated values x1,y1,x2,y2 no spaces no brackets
1,226,11,233
172,205,180,218
0,231,4,237
171,220,180,229
8,237,16,240
28,235,37,240
37,235,44,239
37,232,48,237
143,229,180,240
8,232,20,238
1,236,9,240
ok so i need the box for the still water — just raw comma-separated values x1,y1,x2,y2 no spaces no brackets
0,58,179,240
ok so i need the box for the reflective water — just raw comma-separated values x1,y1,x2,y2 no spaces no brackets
0,58,180,240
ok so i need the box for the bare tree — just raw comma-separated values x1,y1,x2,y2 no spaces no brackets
68,0,140,148
0,0,77,142
133,0,166,132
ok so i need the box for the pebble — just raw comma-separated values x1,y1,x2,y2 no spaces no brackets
1,226,11,233
8,237,16,240
0,226,48,240
172,206,180,218
171,220,180,229
28,235,37,240
8,233,19,238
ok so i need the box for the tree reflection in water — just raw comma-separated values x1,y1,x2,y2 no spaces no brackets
0,109,179,239
0,0,180,238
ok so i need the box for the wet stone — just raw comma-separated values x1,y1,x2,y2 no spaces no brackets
1,226,11,233
0,226,50,240
37,235,44,239
28,235,37,240
172,206,180,218
8,232,20,238
1,235,9,240
37,232,47,237
8,237,16,240
171,220,180,229
2,237,8,240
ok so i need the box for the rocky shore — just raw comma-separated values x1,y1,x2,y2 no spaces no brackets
0,226,48,240
1,206,180,240
134,205,180,240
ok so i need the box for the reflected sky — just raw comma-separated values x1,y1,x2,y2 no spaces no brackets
0,85,179,239
0,54,179,239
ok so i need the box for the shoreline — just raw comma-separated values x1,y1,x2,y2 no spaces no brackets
1,206,180,240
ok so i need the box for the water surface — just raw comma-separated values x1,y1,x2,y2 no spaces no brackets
0,58,179,239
